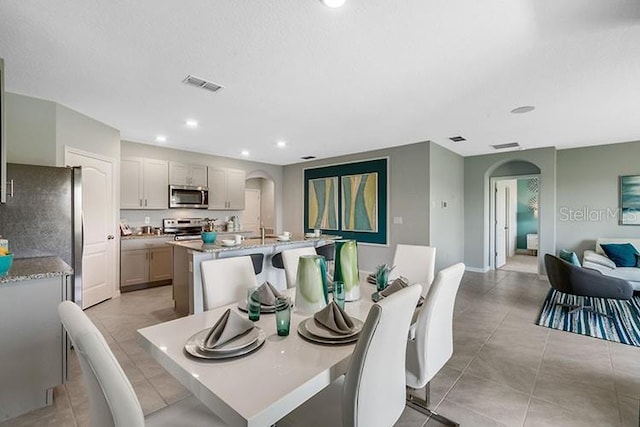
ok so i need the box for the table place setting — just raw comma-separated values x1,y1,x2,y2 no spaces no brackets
238,281,285,314
371,275,425,306
184,308,266,360
297,301,363,345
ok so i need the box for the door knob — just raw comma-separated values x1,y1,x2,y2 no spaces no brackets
107,235,115,240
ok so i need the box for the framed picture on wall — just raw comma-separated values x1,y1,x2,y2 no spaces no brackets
303,158,387,244
620,175,640,225
308,176,339,230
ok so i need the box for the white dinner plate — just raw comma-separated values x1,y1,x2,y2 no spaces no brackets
185,327,266,360
237,299,276,314
221,241,240,247
277,237,291,242
305,233,316,238
193,327,260,354
297,320,360,345
298,317,363,341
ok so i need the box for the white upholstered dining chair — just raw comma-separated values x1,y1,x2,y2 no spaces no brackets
281,246,317,288
58,301,227,427
201,256,257,310
389,244,436,296
279,284,422,427
405,262,465,426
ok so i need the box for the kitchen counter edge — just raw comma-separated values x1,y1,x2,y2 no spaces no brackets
1,256,74,284
168,235,340,253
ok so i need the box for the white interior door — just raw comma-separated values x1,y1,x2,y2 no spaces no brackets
244,189,261,233
495,181,507,268
66,149,116,309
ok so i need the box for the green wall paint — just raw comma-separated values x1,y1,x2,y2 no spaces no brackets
516,179,538,249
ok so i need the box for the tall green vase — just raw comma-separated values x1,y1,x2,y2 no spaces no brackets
333,239,360,301
295,255,329,314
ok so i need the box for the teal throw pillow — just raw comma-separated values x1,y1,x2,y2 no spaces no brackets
600,243,638,267
559,250,581,267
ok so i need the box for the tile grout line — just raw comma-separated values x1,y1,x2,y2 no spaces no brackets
520,322,550,427
606,342,626,427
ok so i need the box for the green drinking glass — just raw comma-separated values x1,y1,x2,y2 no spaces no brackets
247,287,261,321
275,296,291,336
333,281,345,310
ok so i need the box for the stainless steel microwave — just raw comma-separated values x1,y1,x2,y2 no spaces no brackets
169,185,209,209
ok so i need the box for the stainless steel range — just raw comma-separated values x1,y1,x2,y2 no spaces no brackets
162,218,204,240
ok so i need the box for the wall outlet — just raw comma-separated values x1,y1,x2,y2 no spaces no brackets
144,216,150,224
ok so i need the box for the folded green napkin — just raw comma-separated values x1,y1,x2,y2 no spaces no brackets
251,281,283,306
379,276,410,297
313,301,355,335
203,309,253,349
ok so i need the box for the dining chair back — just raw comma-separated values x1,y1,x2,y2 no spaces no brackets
201,256,257,310
280,284,421,427
281,247,317,288
58,301,227,427
343,284,422,427
405,262,465,425
390,244,436,296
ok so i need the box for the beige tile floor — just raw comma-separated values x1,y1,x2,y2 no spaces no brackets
2,270,639,426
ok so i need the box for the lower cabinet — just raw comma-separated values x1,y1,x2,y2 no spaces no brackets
121,237,173,291
0,275,69,421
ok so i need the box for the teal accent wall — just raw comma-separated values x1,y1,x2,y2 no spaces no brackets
516,179,538,249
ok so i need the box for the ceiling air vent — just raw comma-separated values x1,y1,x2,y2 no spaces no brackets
491,142,520,150
449,136,466,143
182,75,224,93
300,156,316,160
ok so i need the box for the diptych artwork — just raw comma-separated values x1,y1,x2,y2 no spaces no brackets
303,158,387,244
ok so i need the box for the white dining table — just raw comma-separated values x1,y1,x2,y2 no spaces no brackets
137,282,377,427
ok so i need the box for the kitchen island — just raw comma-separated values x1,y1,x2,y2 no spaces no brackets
169,235,338,315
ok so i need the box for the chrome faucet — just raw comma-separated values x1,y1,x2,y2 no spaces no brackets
260,226,265,243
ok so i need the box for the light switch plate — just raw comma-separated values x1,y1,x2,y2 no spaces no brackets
144,216,150,224
393,216,403,224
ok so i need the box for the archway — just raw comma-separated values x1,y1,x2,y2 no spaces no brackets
488,160,543,274
245,170,276,234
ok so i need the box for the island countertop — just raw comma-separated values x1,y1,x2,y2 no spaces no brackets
168,235,340,254
0,256,73,284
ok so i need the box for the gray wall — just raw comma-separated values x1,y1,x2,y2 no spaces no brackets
429,143,465,271
464,147,556,273
283,142,431,272
6,92,120,168
6,93,56,165
121,140,284,230
556,140,640,257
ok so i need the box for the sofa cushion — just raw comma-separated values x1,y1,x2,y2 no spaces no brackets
600,243,638,267
559,250,581,266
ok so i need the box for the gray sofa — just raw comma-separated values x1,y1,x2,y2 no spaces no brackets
582,238,640,291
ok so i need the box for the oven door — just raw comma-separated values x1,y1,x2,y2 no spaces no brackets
169,185,209,209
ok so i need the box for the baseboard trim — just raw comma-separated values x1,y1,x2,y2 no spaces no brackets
465,266,490,273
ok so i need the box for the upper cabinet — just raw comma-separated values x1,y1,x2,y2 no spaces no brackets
207,167,246,210
121,157,168,209
169,162,207,187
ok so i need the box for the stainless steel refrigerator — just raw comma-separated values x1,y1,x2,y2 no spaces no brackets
0,163,82,304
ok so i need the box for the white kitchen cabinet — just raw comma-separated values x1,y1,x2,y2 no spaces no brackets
120,157,168,209
120,237,173,290
169,161,207,187
207,167,246,210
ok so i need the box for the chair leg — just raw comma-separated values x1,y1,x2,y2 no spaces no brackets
406,383,459,427
555,300,613,319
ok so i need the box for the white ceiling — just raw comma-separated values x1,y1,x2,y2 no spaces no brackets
1,0,639,165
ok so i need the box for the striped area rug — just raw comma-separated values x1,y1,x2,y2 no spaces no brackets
536,288,640,346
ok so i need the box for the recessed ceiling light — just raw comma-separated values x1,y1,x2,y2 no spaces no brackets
321,0,346,8
276,141,287,148
185,119,198,128
510,106,535,114
155,135,167,143
241,150,250,156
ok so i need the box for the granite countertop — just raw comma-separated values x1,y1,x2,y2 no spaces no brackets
121,230,254,240
168,235,340,253
1,256,73,284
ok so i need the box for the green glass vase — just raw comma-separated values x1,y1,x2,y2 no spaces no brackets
333,239,360,301
295,255,329,314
